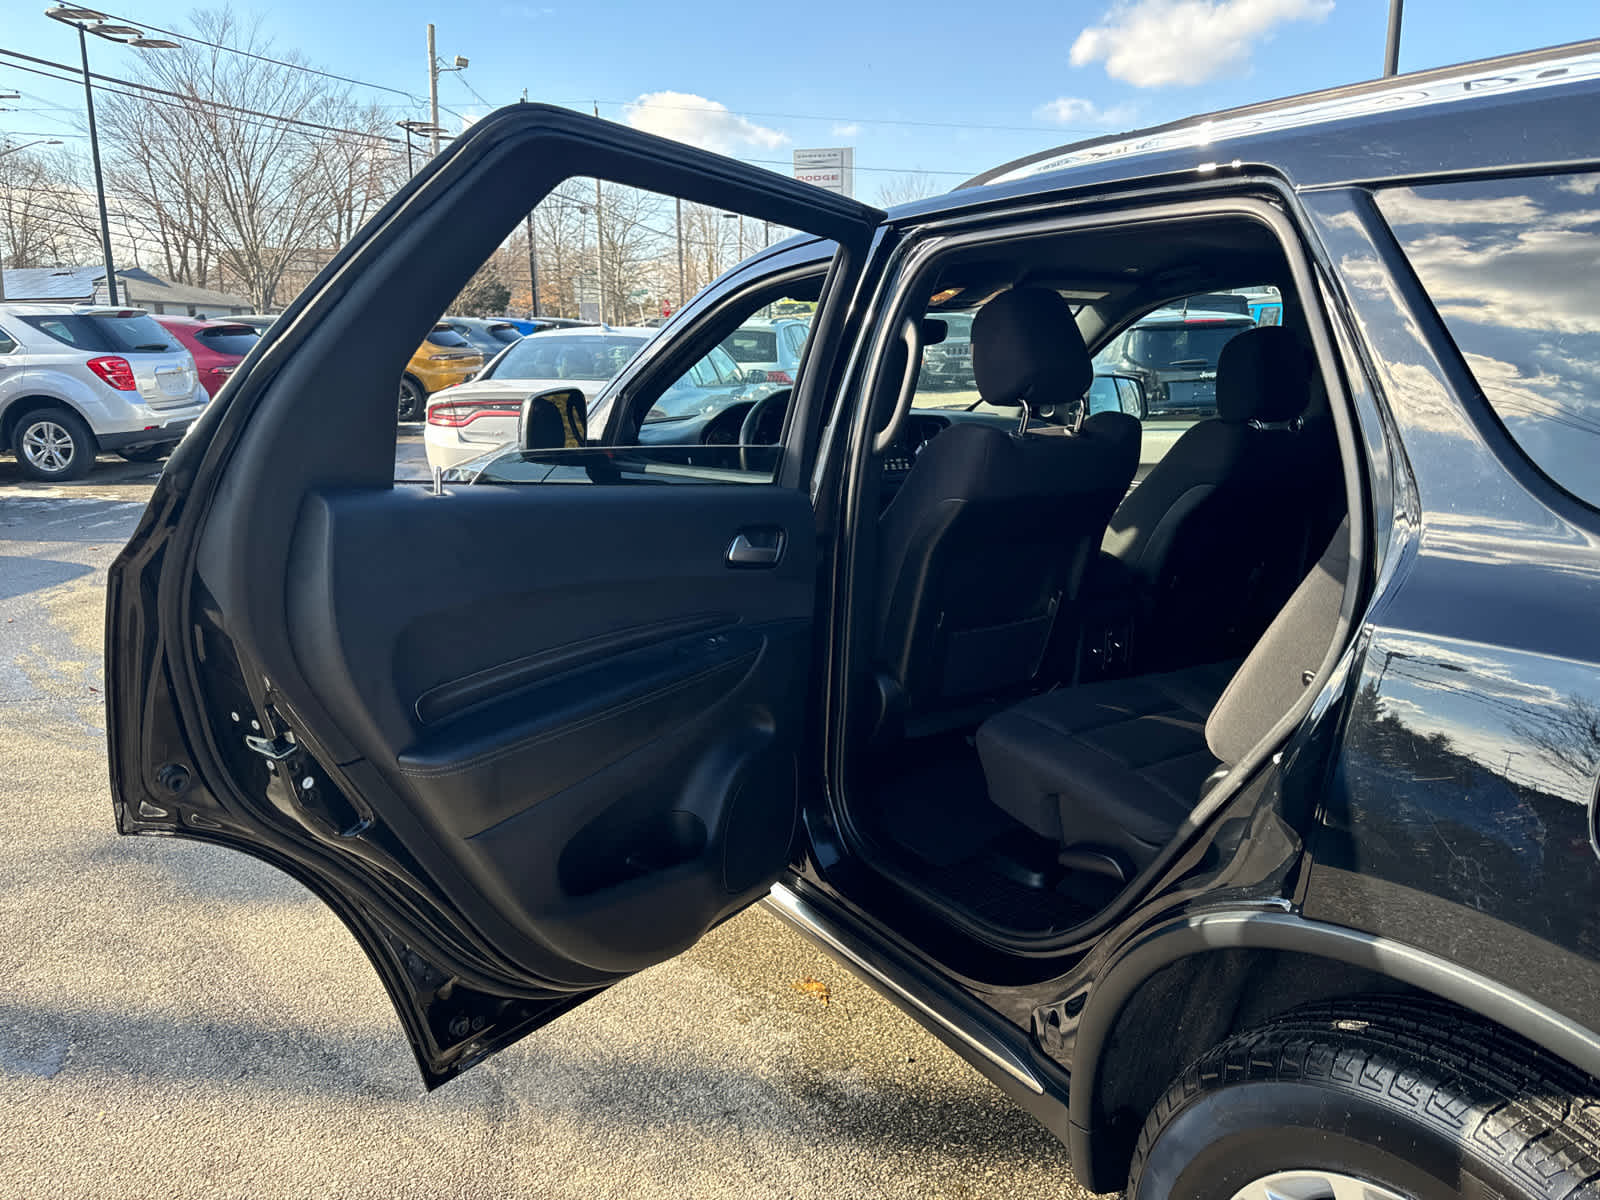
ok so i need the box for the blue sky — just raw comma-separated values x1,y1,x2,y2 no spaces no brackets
3,0,1595,201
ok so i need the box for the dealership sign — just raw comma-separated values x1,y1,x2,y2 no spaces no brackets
793,147,854,198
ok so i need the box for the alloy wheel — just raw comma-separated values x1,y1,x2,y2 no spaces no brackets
1230,1171,1411,1200
21,420,76,474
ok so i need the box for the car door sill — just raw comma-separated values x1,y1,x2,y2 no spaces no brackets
764,881,1046,1095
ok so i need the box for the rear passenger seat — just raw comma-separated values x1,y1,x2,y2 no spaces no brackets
976,520,1349,873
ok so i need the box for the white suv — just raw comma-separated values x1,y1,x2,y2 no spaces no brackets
0,303,209,481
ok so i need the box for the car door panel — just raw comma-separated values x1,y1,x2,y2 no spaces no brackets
252,482,817,974
107,102,881,1084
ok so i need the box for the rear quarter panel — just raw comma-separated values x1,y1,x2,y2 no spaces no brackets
1300,189,1600,1033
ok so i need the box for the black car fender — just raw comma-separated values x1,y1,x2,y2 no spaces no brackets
1067,906,1600,1192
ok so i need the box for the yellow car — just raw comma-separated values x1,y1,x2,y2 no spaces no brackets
399,323,484,421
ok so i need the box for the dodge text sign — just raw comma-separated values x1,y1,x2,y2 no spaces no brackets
793,147,854,198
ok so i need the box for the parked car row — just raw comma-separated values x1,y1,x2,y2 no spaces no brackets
0,304,214,480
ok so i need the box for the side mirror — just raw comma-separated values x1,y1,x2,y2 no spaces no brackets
1086,373,1147,419
518,386,588,451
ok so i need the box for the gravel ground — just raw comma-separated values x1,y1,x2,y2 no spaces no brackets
0,449,1100,1200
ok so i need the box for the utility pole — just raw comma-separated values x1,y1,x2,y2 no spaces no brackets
426,24,440,155
592,101,605,326
522,88,540,316
1383,0,1403,76
675,196,686,311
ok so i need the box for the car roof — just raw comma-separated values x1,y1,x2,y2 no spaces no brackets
0,302,151,317
521,325,654,339
909,40,1600,215
1135,308,1257,325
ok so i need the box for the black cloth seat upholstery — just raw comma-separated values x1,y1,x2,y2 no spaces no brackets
1102,325,1339,674
975,660,1235,861
977,522,1350,868
875,288,1139,733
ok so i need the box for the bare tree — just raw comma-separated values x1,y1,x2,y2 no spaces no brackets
0,148,100,270
97,7,393,309
875,171,943,207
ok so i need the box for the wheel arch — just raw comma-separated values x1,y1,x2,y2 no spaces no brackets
2,394,96,449
1068,909,1600,1192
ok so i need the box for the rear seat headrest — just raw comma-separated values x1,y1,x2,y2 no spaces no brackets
972,288,1092,410
1217,326,1315,424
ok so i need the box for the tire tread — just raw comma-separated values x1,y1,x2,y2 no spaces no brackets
1126,998,1600,1199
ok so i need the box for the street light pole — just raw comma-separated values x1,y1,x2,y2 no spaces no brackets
592,101,605,326
1383,0,1403,76
77,22,117,304
46,8,176,306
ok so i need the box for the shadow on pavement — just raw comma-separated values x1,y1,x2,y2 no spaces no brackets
0,556,94,600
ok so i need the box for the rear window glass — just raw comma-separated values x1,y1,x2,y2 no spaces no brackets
722,329,778,363
21,311,181,354
1121,322,1252,370
487,324,523,344
1378,172,1600,508
425,326,473,348
194,326,260,356
486,334,648,382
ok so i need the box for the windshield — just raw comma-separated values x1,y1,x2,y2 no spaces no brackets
1123,322,1252,370
21,311,182,354
485,333,648,381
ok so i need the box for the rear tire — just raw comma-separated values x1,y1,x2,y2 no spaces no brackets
398,376,426,423
1128,1000,1600,1200
118,442,177,463
12,407,96,481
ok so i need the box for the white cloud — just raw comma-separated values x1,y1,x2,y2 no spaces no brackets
1034,96,1137,126
621,92,787,156
831,122,861,138
1070,0,1335,88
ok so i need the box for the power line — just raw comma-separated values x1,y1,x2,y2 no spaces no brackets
548,96,1105,137
89,4,460,117
0,51,409,146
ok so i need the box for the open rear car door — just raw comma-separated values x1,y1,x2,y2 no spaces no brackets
105,105,882,1086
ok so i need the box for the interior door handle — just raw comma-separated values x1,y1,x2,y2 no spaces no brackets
727,528,785,568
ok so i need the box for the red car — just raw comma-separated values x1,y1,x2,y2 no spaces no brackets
151,315,261,398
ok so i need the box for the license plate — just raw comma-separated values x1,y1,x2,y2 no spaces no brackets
156,368,190,396
1165,379,1216,409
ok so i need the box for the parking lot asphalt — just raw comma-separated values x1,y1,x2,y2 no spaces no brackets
0,440,1100,1200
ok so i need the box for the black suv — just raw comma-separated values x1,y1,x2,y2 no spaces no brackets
107,40,1600,1199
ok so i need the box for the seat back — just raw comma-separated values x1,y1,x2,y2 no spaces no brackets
1102,326,1338,673
875,288,1140,732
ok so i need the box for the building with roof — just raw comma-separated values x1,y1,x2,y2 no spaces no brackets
0,266,252,317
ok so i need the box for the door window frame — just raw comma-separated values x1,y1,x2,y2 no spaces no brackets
815,187,1374,958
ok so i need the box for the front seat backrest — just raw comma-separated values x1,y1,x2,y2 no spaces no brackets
875,288,1140,735
1101,325,1333,673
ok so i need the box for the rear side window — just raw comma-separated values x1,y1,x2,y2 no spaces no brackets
20,311,181,354
194,326,260,356
425,326,473,348
722,328,777,363
1378,172,1600,508
0,327,16,354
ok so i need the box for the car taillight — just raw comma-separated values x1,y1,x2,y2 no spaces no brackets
764,369,794,385
86,355,137,390
427,398,523,428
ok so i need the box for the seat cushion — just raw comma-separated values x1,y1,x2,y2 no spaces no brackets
975,660,1238,861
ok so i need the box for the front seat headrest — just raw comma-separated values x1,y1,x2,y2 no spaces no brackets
971,288,1091,410
1217,326,1315,424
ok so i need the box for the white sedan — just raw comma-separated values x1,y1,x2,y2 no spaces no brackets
423,325,655,470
